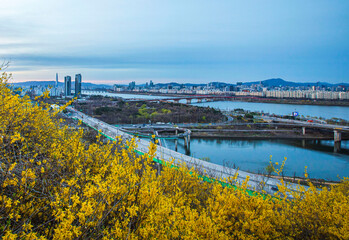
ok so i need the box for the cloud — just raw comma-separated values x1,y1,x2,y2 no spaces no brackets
1,0,349,83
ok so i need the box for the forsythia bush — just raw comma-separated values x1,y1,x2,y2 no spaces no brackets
1,68,349,239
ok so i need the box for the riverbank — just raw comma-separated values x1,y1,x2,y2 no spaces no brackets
106,91,349,106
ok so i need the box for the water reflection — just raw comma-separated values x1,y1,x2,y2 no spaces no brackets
286,140,349,155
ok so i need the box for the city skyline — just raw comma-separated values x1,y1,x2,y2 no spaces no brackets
1,0,349,84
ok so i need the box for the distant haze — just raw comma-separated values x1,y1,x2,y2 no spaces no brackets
11,78,349,89
1,0,349,84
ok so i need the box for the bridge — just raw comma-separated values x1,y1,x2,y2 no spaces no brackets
127,95,237,104
262,116,349,152
67,107,305,197
81,90,110,95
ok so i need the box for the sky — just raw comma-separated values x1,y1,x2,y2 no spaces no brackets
1,0,349,84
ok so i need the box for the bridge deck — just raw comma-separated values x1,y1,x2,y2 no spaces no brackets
262,117,349,132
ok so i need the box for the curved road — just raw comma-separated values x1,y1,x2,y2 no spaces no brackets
67,106,307,197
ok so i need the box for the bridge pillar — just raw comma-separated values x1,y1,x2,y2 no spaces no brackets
302,127,306,135
334,142,341,153
173,128,178,151
186,99,192,104
334,130,341,153
183,137,191,155
174,99,179,103
334,130,341,142
183,134,191,151
197,99,202,103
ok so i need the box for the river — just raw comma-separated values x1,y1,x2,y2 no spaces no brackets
192,101,349,121
161,138,349,181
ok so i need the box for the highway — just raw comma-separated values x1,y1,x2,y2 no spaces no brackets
67,107,307,197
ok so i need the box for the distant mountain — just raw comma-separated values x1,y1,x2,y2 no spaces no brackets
154,79,349,88
11,81,112,89
243,78,349,87
11,81,61,87
80,82,112,89
242,78,296,87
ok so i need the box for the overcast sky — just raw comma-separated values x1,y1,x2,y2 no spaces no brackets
1,0,349,84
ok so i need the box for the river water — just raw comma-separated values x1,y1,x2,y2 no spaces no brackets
192,101,349,121
161,138,349,181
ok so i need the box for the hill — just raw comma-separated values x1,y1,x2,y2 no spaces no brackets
243,78,349,87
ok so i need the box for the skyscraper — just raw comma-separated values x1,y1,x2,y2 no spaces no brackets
75,74,82,97
64,76,71,96
56,73,59,88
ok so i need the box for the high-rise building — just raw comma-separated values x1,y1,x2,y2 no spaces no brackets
56,73,59,88
64,76,71,96
149,80,154,88
75,74,82,97
128,81,136,90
